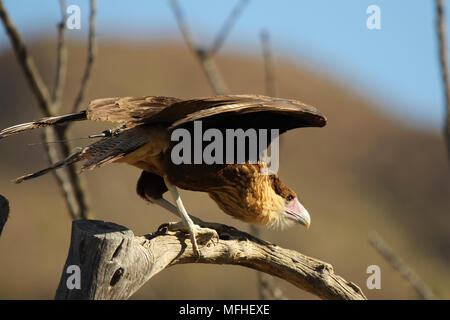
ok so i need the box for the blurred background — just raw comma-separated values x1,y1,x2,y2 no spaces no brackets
0,0,449,299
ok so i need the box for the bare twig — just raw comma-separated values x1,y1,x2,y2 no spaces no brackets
70,0,97,114
169,0,232,94
55,220,367,300
0,0,53,116
198,57,229,95
368,232,437,300
261,30,276,97
42,128,83,220
250,224,287,300
207,0,250,59
52,0,68,109
0,0,91,220
436,0,450,161
169,0,197,53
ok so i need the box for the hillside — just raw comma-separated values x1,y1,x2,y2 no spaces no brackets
0,40,448,299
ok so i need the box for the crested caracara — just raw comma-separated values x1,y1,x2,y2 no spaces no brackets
0,94,326,256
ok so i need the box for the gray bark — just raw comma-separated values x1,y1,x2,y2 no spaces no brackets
55,219,366,300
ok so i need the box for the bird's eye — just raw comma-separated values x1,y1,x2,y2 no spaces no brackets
286,195,294,201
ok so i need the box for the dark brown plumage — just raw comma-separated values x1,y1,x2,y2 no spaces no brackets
0,94,326,251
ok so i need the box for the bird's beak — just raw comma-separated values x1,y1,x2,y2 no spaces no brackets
284,197,311,229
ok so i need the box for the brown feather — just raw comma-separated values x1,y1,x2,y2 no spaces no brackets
86,96,181,126
0,111,86,139
206,162,286,226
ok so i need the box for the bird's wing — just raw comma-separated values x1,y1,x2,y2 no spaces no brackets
0,96,180,139
86,96,182,125
0,111,87,139
147,95,326,132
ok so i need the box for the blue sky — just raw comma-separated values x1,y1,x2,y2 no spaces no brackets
0,0,448,131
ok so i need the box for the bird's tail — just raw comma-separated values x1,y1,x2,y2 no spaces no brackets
0,111,87,139
13,148,85,184
8,125,150,184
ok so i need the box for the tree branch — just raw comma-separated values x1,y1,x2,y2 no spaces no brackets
70,0,97,115
261,30,276,97
436,0,450,161
206,0,249,59
0,194,9,237
250,225,287,300
368,232,437,300
52,0,68,109
0,0,53,116
41,128,84,220
55,219,366,300
169,0,233,94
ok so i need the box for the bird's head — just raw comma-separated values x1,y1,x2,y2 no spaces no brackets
208,163,311,229
269,175,311,229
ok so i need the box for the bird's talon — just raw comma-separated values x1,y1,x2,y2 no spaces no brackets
157,223,170,233
166,221,189,233
166,221,219,257
192,225,219,246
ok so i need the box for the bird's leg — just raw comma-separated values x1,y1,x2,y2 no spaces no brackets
163,178,218,258
150,197,224,239
150,197,205,225
151,197,181,218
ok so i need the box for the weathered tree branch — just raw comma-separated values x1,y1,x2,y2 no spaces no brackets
55,219,366,300
436,0,450,161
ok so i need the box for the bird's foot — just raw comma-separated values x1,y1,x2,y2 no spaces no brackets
166,221,219,259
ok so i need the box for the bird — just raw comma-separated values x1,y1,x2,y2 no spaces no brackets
0,94,326,256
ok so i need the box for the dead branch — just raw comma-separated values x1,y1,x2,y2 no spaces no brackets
436,0,450,161
261,30,276,97
207,0,250,59
0,194,9,237
368,232,437,300
0,0,92,219
69,0,97,115
0,0,53,116
250,225,287,300
52,0,68,109
169,0,240,94
55,219,366,300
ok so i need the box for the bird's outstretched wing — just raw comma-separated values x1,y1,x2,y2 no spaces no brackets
147,94,327,132
0,111,87,139
1,94,327,183
86,96,181,125
0,96,180,139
